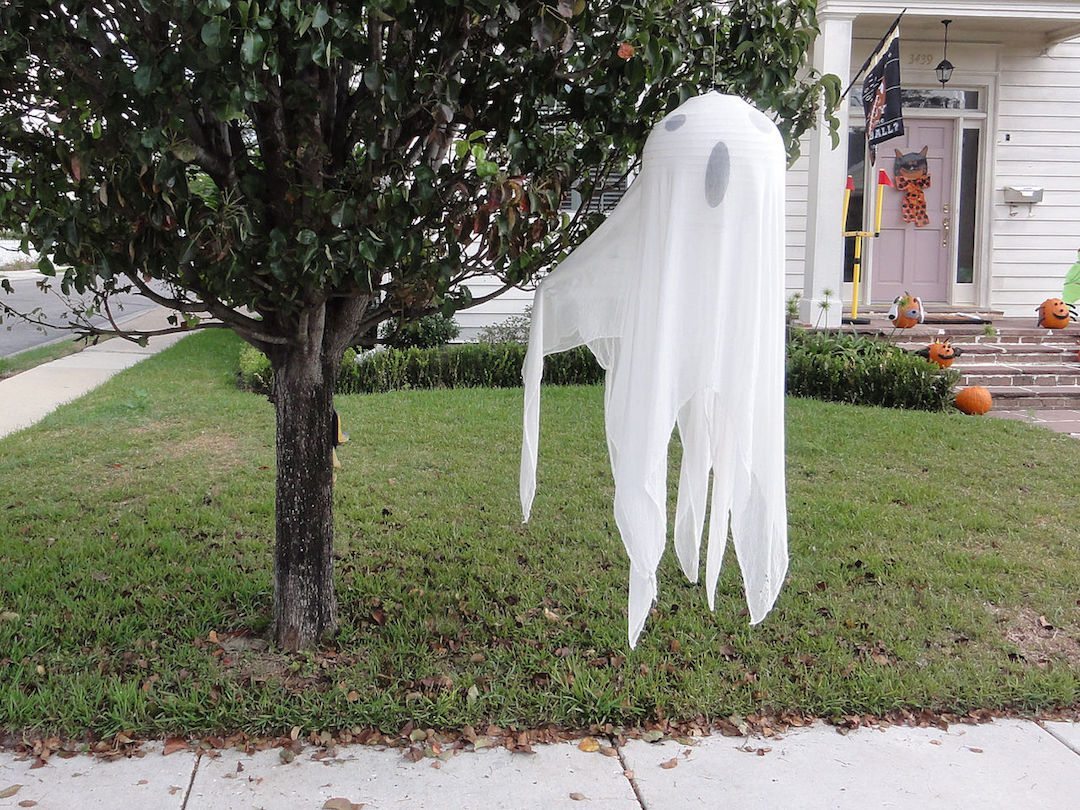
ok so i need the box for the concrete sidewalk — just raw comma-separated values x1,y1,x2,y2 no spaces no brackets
0,308,186,440
1,719,1078,809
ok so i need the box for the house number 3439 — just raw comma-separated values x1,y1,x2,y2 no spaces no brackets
908,53,935,66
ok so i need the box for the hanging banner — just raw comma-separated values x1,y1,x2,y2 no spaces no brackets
861,23,904,164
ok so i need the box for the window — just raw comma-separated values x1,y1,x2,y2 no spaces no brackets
850,88,981,112
956,128,980,284
843,127,866,283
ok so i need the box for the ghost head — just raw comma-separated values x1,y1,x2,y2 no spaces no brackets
520,93,789,647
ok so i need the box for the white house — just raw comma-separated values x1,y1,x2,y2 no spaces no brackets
799,0,1080,325
459,0,1080,337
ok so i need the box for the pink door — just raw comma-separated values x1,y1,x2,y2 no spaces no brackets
871,119,954,303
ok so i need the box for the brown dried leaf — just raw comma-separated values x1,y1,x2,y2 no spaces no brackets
660,757,679,770
162,738,188,756
968,747,984,754
569,792,587,801
0,785,22,799
18,800,38,808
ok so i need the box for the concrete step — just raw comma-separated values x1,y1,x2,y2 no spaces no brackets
897,343,1080,364
959,369,1080,387
981,385,1080,410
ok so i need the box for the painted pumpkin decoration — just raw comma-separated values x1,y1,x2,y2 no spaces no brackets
888,293,924,329
916,338,961,368
955,386,993,415
1036,298,1076,329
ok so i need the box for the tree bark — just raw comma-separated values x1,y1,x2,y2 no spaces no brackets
272,343,338,651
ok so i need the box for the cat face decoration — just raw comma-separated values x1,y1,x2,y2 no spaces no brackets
894,147,931,228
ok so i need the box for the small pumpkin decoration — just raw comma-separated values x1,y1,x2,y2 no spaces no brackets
1036,298,1077,329
955,386,993,415
888,293,924,329
915,338,961,368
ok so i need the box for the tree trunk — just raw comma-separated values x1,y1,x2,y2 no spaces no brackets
272,345,338,651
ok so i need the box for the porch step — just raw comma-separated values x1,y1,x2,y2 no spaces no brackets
896,342,1080,364
954,364,1080,387
891,332,1080,409
982,386,1080,410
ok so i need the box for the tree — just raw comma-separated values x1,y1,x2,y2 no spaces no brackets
0,0,839,650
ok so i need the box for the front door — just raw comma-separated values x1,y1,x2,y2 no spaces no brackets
871,118,954,303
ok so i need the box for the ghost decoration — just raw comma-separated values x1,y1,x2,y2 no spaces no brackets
520,93,788,647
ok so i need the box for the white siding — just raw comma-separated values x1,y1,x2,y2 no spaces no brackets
785,146,811,299
991,39,1080,314
454,277,533,341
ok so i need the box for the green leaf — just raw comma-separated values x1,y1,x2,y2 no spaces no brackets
297,229,317,245
133,65,157,94
241,30,265,64
363,65,382,91
311,5,330,29
201,18,230,49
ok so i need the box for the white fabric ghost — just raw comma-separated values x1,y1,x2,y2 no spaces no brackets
519,92,789,647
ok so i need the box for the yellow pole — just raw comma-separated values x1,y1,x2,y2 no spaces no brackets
874,169,891,236
851,234,863,320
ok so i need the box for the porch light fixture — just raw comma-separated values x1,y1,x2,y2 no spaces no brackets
936,19,954,87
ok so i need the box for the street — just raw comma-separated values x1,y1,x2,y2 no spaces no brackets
0,270,158,357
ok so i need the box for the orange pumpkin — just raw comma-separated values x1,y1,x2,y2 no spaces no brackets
955,386,992,415
889,293,924,329
926,339,957,368
1037,298,1074,329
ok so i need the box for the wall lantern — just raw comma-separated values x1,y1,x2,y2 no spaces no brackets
936,19,954,87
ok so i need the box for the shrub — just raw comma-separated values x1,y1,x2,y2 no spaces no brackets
238,342,603,395
475,307,532,344
379,313,460,349
786,329,958,411
240,330,955,412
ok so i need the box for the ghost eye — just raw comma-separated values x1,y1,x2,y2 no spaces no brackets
705,141,730,207
664,114,686,131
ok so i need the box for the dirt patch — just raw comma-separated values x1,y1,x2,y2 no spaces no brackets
174,431,244,465
987,604,1080,667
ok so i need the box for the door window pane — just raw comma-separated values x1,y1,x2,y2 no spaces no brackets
843,127,866,283
956,128,979,284
850,88,981,112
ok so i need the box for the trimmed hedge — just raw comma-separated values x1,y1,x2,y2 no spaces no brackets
237,342,604,395
786,329,958,411
239,331,956,412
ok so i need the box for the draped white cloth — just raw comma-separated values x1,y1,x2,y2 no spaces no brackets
520,93,789,647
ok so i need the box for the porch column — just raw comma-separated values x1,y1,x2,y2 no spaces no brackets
800,13,854,327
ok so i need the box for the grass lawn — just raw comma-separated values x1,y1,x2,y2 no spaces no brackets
0,331,1077,739
0,337,100,381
